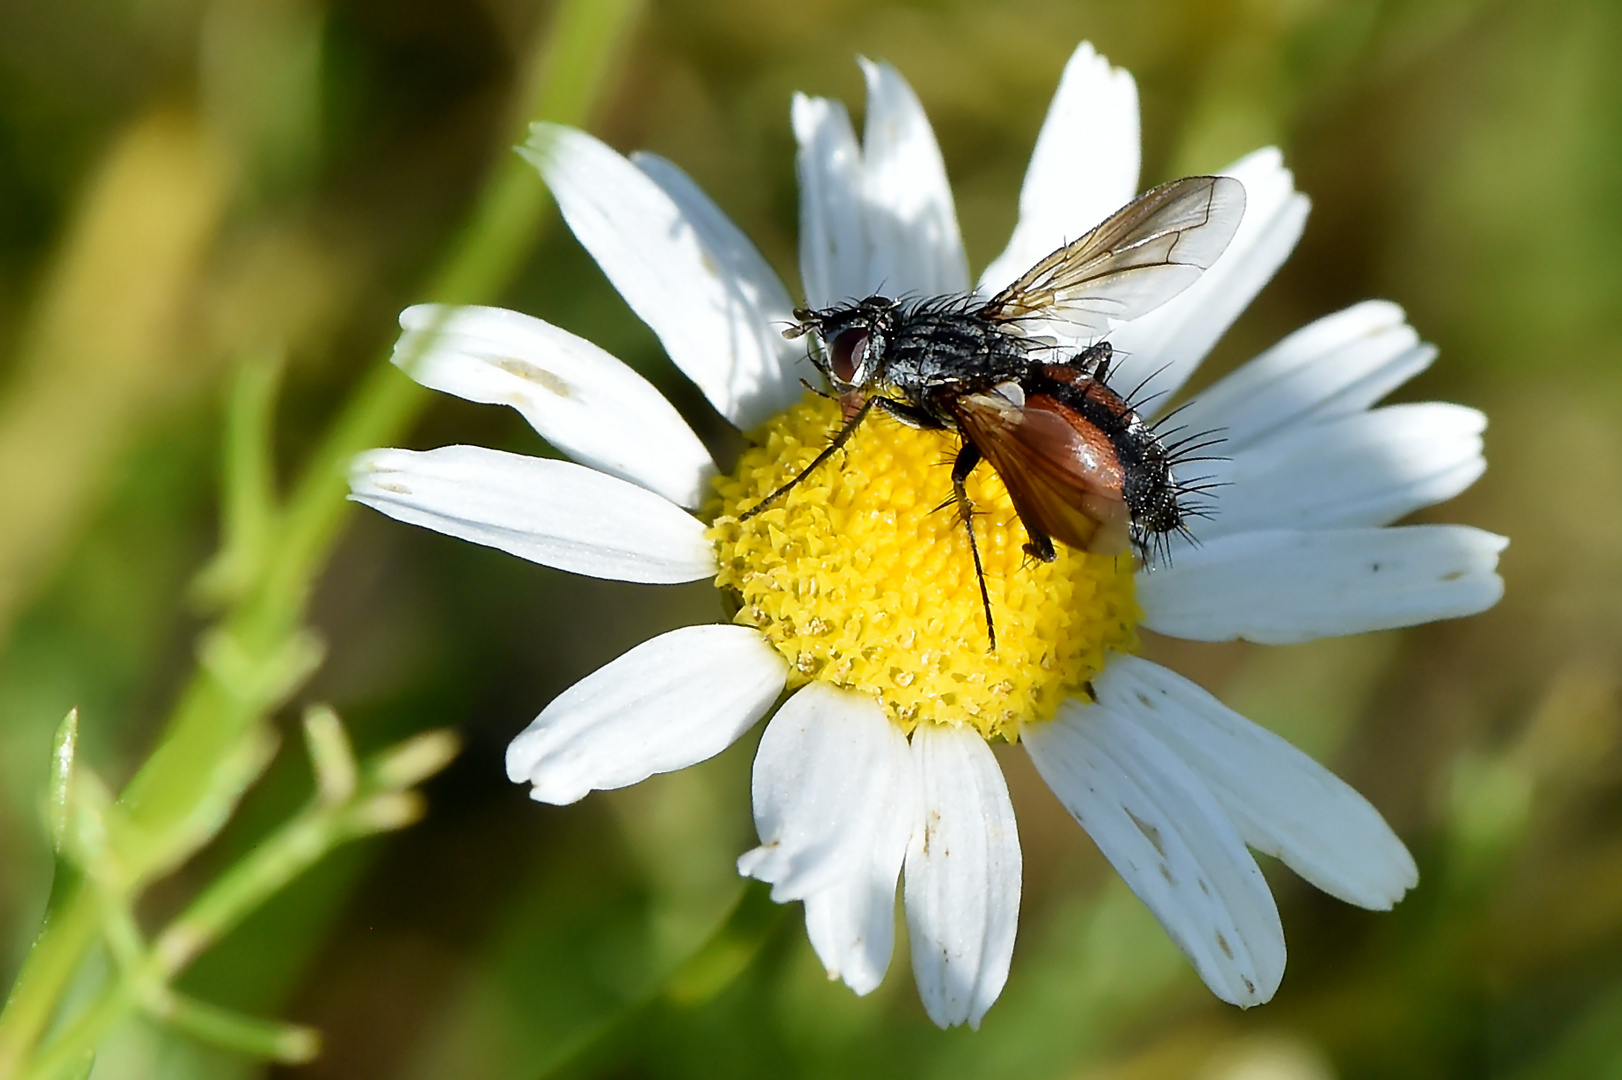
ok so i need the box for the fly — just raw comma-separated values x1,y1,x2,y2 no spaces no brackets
741,175,1247,649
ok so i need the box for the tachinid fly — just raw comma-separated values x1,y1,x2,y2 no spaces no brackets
742,175,1247,648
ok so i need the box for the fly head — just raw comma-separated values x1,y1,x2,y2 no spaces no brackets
785,296,901,394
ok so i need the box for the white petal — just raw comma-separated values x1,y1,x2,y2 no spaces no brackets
738,683,912,902
1108,148,1310,413
1177,301,1435,450
789,694,918,996
1188,402,1487,539
794,65,969,309
1139,526,1507,644
1023,698,1285,1006
520,124,801,431
794,93,867,309
803,847,908,997
393,304,717,508
978,41,1141,295
904,725,1021,1030
630,150,809,422
505,625,787,804
1096,656,1418,909
349,446,714,583
857,58,970,299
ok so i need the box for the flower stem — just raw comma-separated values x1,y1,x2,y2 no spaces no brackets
0,1,642,1072
20,720,453,1080
532,881,786,1080
149,993,319,1065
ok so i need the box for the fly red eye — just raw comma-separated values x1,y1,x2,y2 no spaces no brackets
829,329,869,386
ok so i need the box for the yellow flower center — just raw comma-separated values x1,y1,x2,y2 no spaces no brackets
708,396,1140,740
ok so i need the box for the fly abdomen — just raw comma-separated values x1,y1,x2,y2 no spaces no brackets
1028,365,1187,556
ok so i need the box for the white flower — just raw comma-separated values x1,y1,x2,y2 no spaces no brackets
349,42,1504,1027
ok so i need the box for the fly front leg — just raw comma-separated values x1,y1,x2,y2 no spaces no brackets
950,442,997,651
740,396,877,520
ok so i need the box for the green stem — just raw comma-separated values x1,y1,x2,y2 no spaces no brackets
0,1,642,1072
121,0,645,852
41,816,307,1071
151,807,339,975
152,992,318,1064
219,355,281,573
26,747,452,1073
532,882,786,1080
0,888,97,1080
16,982,135,1080
661,879,785,1008
191,353,283,606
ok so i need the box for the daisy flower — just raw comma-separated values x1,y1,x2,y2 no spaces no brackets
350,42,1505,1027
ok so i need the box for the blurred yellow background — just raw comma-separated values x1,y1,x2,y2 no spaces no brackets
0,0,1618,1077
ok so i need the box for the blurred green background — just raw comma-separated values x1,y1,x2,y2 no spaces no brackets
1,0,1620,1077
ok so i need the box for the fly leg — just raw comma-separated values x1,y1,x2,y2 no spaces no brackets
740,396,876,520
1022,527,1056,563
1065,342,1113,380
873,396,945,430
742,394,947,521
949,442,997,652
876,395,998,646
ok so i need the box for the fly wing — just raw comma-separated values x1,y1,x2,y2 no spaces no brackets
954,390,1132,557
978,176,1245,335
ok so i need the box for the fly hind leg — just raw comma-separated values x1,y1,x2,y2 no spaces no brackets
949,442,997,652
1066,341,1112,380
1022,528,1056,563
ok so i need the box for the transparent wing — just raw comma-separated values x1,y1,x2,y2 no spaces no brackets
978,176,1245,335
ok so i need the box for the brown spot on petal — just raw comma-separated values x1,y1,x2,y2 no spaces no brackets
921,809,942,855
496,357,574,397
1125,808,1165,857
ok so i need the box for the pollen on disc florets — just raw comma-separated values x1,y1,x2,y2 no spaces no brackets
707,396,1140,741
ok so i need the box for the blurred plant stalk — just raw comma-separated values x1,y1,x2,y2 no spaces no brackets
18,706,458,1080
0,0,643,1073
0,110,233,645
